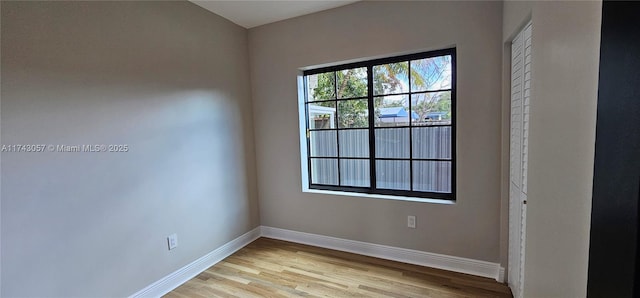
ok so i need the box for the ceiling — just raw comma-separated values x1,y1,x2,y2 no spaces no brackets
190,1,359,29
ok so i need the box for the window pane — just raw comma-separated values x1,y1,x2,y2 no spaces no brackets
374,95,411,127
410,91,451,126
413,161,451,193
307,102,336,129
306,72,335,101
338,99,368,128
375,128,409,158
340,159,370,187
337,67,367,99
311,158,338,185
376,160,410,190
310,130,337,157
412,126,451,159
373,62,408,95
304,50,455,198
339,129,369,158
410,55,452,92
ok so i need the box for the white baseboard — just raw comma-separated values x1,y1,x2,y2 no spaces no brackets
261,226,504,282
129,227,261,298
130,225,504,297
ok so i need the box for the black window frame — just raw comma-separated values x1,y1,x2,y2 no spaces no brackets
303,48,456,201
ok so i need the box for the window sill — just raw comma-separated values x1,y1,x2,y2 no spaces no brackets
303,188,456,205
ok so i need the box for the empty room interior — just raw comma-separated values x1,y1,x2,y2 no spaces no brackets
2,0,639,297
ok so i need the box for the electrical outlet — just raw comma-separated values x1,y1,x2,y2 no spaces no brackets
167,234,178,250
407,216,416,229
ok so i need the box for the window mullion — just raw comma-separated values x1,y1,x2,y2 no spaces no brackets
334,71,341,186
408,61,414,191
367,65,376,190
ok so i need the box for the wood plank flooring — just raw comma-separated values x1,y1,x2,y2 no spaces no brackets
165,238,512,298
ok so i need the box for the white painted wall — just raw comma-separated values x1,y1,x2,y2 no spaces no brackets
502,1,602,296
248,1,504,262
0,1,605,296
0,2,259,296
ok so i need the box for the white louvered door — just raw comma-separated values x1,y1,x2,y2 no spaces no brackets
508,22,531,298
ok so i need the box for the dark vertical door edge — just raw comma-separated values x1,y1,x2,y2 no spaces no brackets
588,1,640,297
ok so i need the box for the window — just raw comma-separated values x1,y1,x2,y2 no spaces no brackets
302,48,456,200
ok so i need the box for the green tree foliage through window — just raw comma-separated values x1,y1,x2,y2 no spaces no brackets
309,55,452,128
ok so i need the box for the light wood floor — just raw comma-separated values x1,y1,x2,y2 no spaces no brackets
165,238,512,298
